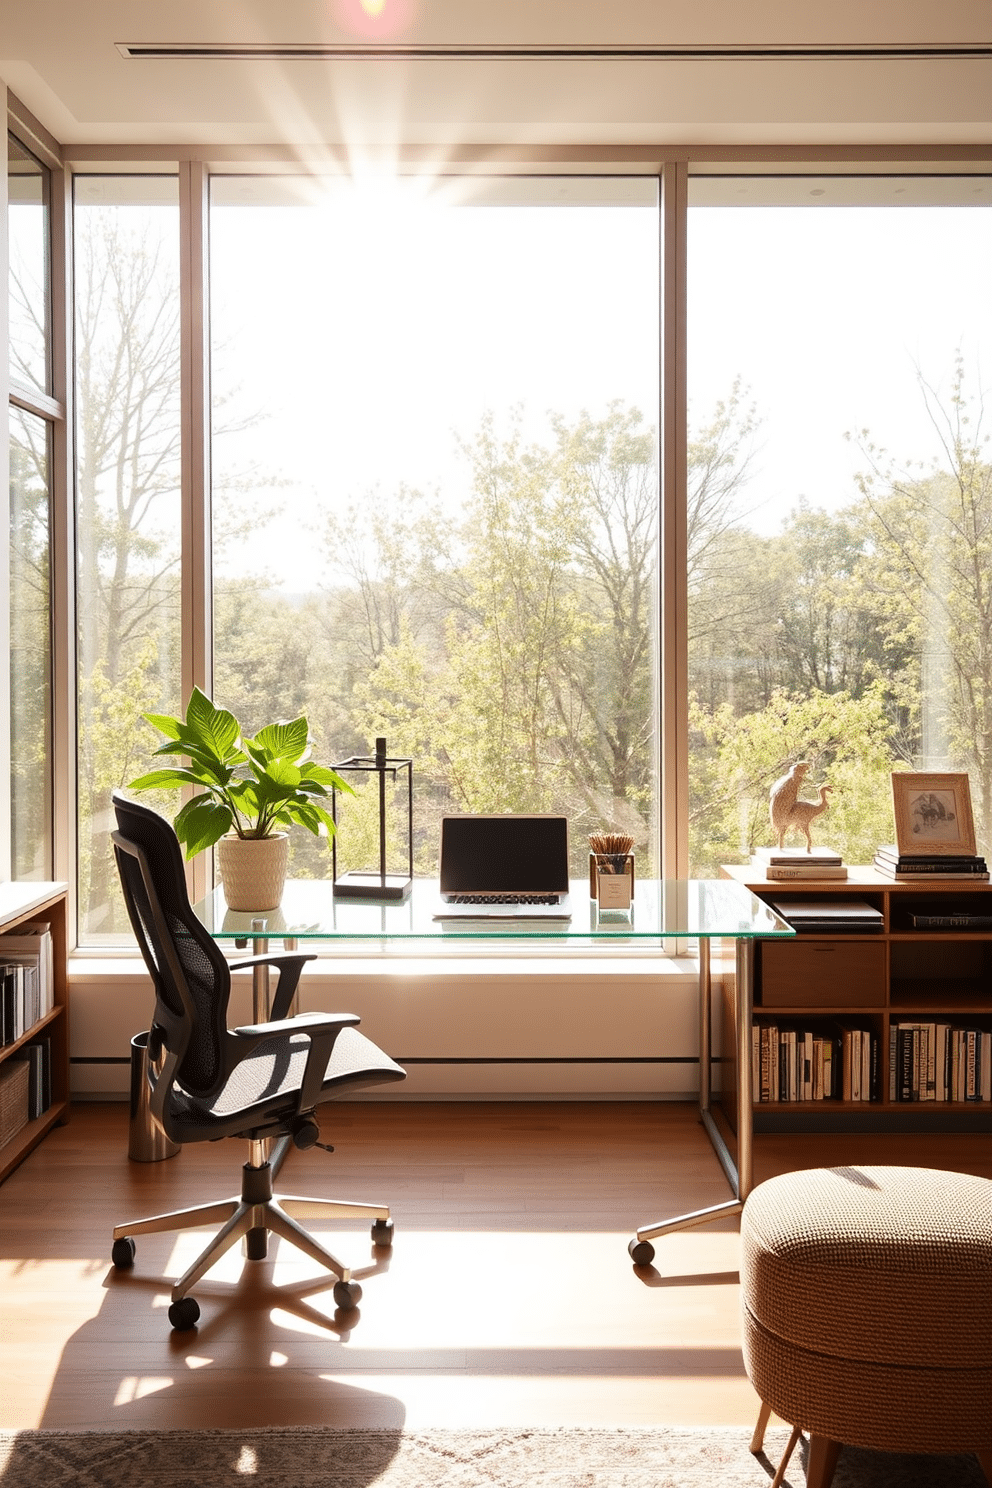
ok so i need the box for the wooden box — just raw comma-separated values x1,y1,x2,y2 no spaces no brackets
760,939,886,1008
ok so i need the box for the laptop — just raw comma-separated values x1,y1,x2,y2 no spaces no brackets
768,898,885,932
432,813,573,921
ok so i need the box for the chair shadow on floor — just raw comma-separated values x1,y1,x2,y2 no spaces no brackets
26,1237,407,1448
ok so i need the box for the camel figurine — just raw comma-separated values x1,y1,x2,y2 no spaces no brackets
769,761,834,850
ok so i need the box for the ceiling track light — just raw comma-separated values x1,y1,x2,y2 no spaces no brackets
115,42,992,63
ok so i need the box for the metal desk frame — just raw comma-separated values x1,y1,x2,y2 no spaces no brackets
194,882,781,1263
627,936,754,1264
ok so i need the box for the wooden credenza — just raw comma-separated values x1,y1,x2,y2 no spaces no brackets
721,864,992,1134
0,882,69,1183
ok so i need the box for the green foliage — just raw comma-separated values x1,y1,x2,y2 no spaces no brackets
847,357,992,850
130,686,353,858
688,685,900,875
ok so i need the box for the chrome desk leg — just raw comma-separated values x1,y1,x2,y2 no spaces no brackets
251,920,270,1023
265,935,301,1177
628,936,755,1264
252,926,303,1181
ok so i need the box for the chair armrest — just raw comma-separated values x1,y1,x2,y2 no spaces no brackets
231,1010,361,1112
232,1011,359,1041
228,952,317,1020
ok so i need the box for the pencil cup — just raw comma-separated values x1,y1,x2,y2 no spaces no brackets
589,852,634,909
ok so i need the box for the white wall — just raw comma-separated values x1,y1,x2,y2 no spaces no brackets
68,954,726,1100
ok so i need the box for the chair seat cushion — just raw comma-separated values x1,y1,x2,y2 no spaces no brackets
741,1165,992,1370
169,1025,405,1135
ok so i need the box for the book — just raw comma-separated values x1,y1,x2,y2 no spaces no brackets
0,924,53,1019
874,846,986,869
752,846,843,866
892,1021,926,1101
908,912,992,929
757,862,849,880
873,860,990,881
14,1039,50,1119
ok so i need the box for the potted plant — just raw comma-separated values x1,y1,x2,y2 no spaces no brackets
129,687,352,910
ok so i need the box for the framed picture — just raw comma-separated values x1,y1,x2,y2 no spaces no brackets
891,772,977,857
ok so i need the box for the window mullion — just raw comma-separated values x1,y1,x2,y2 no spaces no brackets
660,158,689,879
179,159,213,903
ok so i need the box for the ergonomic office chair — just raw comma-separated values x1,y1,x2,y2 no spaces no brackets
109,791,406,1331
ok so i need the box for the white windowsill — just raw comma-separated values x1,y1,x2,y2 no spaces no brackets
69,950,715,981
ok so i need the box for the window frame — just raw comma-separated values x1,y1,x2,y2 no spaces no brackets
10,122,991,949
4,99,71,901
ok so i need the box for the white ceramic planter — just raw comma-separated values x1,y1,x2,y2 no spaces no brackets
216,833,289,911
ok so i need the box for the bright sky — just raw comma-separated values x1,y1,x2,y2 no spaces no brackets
689,205,992,533
206,179,992,587
209,180,660,588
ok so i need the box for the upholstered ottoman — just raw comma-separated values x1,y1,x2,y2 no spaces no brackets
740,1165,992,1488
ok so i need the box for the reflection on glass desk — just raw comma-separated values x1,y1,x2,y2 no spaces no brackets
192,876,791,944
191,876,792,1264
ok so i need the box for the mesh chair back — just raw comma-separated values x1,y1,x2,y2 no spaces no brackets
112,792,232,1096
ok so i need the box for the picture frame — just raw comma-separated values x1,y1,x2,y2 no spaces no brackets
891,772,977,857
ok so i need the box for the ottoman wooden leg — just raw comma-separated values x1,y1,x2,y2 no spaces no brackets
976,1449,992,1487
770,1425,802,1488
750,1400,802,1488
750,1399,772,1452
806,1435,842,1488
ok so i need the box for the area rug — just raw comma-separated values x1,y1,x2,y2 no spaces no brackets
0,1427,987,1487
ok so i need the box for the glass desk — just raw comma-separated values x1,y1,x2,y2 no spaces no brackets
192,877,794,1262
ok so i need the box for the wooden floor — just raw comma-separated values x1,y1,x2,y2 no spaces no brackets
2,1100,990,1433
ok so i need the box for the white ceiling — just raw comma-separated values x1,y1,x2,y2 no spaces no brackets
1,0,991,152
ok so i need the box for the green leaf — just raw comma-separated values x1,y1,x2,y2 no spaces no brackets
174,796,232,857
141,711,183,742
185,687,241,762
283,800,336,836
251,716,309,764
129,767,205,792
228,780,262,819
257,758,302,789
300,763,354,793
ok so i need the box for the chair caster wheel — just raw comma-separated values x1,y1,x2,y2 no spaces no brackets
628,1238,655,1265
168,1297,200,1331
371,1218,394,1247
333,1279,363,1310
112,1236,136,1269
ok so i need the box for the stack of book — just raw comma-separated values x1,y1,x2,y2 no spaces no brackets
872,846,989,881
751,1022,848,1102
836,1022,879,1102
889,1020,992,1102
0,921,54,1046
750,846,847,881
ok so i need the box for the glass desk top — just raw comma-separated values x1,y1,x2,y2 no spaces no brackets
192,877,795,943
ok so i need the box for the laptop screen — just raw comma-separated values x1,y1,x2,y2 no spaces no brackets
439,815,570,895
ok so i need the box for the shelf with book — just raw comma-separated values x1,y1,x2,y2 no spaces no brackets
720,864,992,1136
0,883,69,1186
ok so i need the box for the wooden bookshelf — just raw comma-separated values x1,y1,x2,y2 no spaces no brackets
0,882,69,1184
720,865,992,1134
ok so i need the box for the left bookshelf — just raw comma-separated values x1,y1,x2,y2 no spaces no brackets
0,882,69,1185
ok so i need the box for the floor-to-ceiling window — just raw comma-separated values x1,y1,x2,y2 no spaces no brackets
209,175,661,882
687,172,992,874
63,157,992,940
73,176,182,939
7,133,54,880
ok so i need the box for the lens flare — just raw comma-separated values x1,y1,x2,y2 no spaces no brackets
333,0,416,38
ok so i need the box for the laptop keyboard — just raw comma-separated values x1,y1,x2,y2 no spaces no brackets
450,893,562,905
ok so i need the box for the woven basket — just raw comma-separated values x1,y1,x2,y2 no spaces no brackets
0,1059,30,1147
